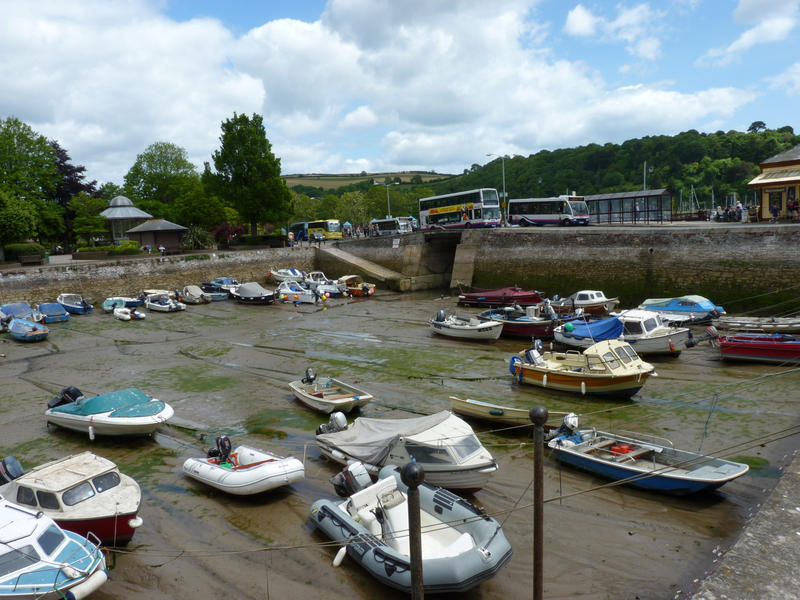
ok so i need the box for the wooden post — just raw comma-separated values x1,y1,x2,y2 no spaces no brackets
529,406,548,600
401,462,425,600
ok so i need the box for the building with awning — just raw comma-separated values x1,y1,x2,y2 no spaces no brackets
100,196,153,243
126,219,188,253
748,144,800,220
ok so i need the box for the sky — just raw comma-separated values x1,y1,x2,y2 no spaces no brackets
2,0,799,186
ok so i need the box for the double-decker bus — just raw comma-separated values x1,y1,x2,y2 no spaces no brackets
369,217,413,236
506,195,590,226
418,189,501,230
307,219,342,240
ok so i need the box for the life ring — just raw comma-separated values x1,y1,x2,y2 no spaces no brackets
509,355,521,376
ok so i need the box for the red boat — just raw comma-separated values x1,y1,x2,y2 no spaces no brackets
458,286,543,307
477,303,560,338
715,333,800,364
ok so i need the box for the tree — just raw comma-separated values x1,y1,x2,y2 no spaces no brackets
171,177,226,229
99,182,124,201
747,121,766,133
0,188,37,244
51,140,97,247
211,113,291,236
123,142,198,215
68,193,109,247
0,117,59,203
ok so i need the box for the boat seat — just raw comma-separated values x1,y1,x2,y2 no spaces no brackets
322,393,355,400
587,439,616,451
615,447,653,462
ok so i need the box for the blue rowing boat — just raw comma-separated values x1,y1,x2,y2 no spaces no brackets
7,318,49,342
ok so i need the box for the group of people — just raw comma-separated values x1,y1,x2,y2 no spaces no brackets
714,201,746,222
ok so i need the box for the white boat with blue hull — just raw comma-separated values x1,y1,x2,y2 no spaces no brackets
309,464,512,594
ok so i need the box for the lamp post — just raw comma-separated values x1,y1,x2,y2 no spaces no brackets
487,153,509,226
374,181,399,219
643,161,654,191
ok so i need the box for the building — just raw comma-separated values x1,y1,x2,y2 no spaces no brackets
99,196,152,244
126,219,188,254
583,189,672,223
747,144,800,221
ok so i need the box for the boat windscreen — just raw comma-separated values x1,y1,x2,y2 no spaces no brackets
451,434,484,460
0,544,40,576
602,352,621,369
37,525,65,556
405,442,456,464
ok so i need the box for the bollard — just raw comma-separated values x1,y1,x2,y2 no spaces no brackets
529,406,548,600
401,462,425,600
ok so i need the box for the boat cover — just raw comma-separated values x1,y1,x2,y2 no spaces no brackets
562,317,623,341
317,410,452,465
51,387,167,417
38,303,69,318
236,282,272,297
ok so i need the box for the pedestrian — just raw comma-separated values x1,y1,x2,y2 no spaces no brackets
158,245,166,256
770,203,779,223
735,200,743,222
287,230,295,249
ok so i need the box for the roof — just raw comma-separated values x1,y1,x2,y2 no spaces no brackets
747,166,800,186
126,219,188,233
13,452,116,492
760,144,800,166
100,196,153,220
583,189,669,201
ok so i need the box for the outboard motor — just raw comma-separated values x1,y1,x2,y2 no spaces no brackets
216,435,232,464
434,309,446,323
47,386,83,409
316,411,347,435
0,456,24,485
546,412,580,442
525,339,545,365
330,462,372,497
301,367,317,385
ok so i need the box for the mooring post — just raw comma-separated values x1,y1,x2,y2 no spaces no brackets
530,406,548,600
402,462,425,600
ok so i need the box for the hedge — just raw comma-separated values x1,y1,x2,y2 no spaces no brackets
4,243,46,261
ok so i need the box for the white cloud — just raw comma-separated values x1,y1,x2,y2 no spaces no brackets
564,5,600,36
766,61,800,95
562,3,662,60
341,106,379,129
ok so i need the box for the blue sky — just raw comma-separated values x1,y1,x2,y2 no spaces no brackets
2,0,799,185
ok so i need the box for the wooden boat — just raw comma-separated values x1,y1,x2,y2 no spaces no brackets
309,464,512,593
182,435,304,495
35,302,70,323
637,295,725,325
554,310,692,356
429,310,503,340
288,368,373,413
144,293,186,312
178,285,210,304
56,293,93,314
0,452,143,546
315,410,497,492
509,339,656,398
457,285,543,307
338,274,376,297
712,332,800,364
547,414,749,494
45,386,174,437
549,290,619,315
476,301,560,338
113,306,145,321
7,318,49,342
266,267,306,282
715,315,800,334
0,497,108,599
230,281,276,304
276,280,319,304
449,396,567,427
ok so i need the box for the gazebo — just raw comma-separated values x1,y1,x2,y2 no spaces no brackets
100,196,152,244
126,219,188,254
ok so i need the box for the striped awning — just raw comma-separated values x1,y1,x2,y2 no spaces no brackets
748,167,800,186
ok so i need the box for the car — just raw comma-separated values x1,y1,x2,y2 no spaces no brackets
310,232,325,243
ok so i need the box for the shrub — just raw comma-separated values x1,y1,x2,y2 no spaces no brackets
106,241,141,255
4,242,46,260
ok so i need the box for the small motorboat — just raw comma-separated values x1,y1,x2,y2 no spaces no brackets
266,267,306,282
230,281,276,305
477,301,560,338
200,276,239,295
0,301,43,325
315,410,497,492
102,296,143,312
309,463,512,593
182,435,305,495
554,310,692,356
714,315,800,334
7,318,49,342
178,285,210,304
429,310,503,341
549,290,619,315
35,302,70,323
338,274,375,297
449,396,567,428
276,280,319,304
304,270,347,297
637,295,725,325
457,285,543,307
0,497,108,599
0,452,144,546
547,414,750,494
113,306,146,321
712,332,800,364
145,293,186,312
56,293,94,314
45,386,174,437
509,339,656,398
288,368,373,413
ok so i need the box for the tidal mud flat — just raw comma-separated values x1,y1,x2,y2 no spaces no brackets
0,286,797,600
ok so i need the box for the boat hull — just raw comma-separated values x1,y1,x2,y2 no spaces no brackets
458,287,541,307
449,396,533,426
717,335,800,364
513,362,650,398
429,319,503,340
45,406,174,436
56,512,141,546
289,378,373,413
555,329,691,356
183,447,305,495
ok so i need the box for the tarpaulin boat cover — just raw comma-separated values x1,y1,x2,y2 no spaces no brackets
317,410,452,465
563,317,624,341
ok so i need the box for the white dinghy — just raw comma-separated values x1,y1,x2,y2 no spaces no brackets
429,310,503,341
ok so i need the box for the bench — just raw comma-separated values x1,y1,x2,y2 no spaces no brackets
19,254,43,265
614,446,654,462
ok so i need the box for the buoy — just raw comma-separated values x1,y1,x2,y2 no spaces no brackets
581,381,586,395
88,425,95,441
333,546,347,567
542,374,547,387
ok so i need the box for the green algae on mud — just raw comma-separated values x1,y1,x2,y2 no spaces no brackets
147,366,238,393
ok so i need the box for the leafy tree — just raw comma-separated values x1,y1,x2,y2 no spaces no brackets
171,177,226,229
0,189,37,244
747,121,766,133
0,117,59,203
99,182,124,202
211,113,291,236
68,193,108,247
123,141,198,214
410,174,423,184
51,140,97,247
334,191,369,226
181,225,216,249
290,190,322,222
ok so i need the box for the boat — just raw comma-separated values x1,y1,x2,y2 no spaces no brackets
7,318,49,342
101,296,143,312
45,386,174,437
429,310,503,341
315,410,498,492
0,452,143,546
113,306,145,321
711,332,800,364
144,293,186,312
0,497,108,599
309,463,512,593
276,280,319,304
549,290,620,315
476,301,560,338
509,339,656,398
182,435,305,495
200,276,239,295
338,275,376,297
0,301,43,325
457,285,543,307
178,285,210,304
449,396,566,427
547,413,750,494
56,293,94,315
288,368,373,413
554,310,692,356
304,270,347,297
230,281,276,305
35,302,70,323
266,267,306,282
637,295,725,325
714,315,800,334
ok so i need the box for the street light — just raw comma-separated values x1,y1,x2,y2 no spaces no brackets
643,161,654,191
487,153,510,226
373,181,399,218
